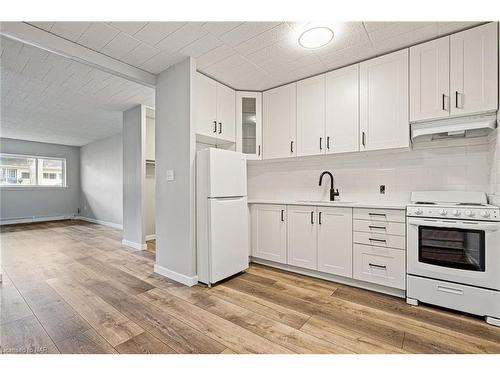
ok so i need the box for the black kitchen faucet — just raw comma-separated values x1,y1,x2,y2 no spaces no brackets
319,171,340,201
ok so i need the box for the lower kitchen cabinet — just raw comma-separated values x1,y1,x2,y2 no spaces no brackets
353,244,406,290
287,205,317,270
249,203,407,295
250,204,287,263
317,207,353,277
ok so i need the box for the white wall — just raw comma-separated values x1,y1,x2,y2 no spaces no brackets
122,105,146,248
0,137,80,222
145,115,155,238
155,57,197,285
248,139,495,204
80,134,123,226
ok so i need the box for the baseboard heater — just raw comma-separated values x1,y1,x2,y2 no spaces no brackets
0,214,75,225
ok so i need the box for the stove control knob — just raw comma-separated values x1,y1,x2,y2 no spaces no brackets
465,210,474,217
480,211,490,218
439,209,447,216
452,209,460,216
414,208,423,215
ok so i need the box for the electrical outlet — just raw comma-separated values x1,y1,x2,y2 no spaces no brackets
166,169,175,181
380,185,386,194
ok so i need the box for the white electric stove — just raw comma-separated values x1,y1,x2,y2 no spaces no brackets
406,191,500,327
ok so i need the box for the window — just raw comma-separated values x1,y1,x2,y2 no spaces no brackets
0,154,66,187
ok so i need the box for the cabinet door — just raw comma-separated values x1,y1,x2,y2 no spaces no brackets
317,207,353,277
236,91,262,160
263,83,297,159
450,22,498,116
360,49,409,151
410,36,450,122
287,206,317,270
325,65,359,154
251,204,287,263
297,75,326,157
216,83,236,143
194,72,217,138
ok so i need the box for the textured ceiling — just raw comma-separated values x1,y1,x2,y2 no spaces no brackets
28,21,483,90
1,21,484,146
0,36,155,146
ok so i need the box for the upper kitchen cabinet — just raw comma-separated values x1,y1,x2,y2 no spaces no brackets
263,82,297,159
194,72,236,145
325,65,359,154
360,49,409,151
236,92,262,160
410,22,498,122
410,37,450,122
296,74,326,157
216,82,236,143
450,22,498,117
195,72,217,138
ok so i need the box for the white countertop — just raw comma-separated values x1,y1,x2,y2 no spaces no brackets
247,199,408,210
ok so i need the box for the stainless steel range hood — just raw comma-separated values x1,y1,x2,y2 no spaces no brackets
411,113,497,143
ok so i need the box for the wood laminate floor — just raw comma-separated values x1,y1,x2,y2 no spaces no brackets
1,220,499,354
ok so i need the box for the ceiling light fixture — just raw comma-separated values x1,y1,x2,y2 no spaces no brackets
298,27,334,49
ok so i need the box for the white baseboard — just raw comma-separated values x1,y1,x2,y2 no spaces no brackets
154,264,198,287
76,216,123,230
0,215,74,226
121,239,147,251
145,234,156,241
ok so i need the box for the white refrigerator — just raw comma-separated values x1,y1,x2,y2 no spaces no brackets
196,148,249,285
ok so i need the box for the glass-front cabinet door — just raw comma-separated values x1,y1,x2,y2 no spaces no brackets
236,91,262,160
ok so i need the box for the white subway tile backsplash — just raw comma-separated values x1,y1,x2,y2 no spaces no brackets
248,135,499,203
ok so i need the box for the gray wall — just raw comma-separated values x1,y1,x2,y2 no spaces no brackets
122,105,145,247
0,137,80,221
155,58,197,283
80,134,123,226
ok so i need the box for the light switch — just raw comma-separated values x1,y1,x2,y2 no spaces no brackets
166,169,175,181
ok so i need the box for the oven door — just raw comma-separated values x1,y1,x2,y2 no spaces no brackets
407,217,500,290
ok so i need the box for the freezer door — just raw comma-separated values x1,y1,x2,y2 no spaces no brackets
208,197,249,283
208,148,247,197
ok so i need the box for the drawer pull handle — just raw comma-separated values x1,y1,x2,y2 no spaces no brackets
369,225,387,230
437,286,464,295
281,209,284,222
369,213,386,217
369,263,387,270
369,238,387,243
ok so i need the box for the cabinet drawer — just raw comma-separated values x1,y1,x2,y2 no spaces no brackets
353,231,405,250
353,220,405,236
353,244,406,289
353,208,405,223
407,275,500,318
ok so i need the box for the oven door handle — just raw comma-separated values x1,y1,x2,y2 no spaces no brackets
408,218,499,231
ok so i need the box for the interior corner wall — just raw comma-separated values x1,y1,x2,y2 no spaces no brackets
0,137,80,222
155,57,197,283
122,104,146,248
80,134,123,227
